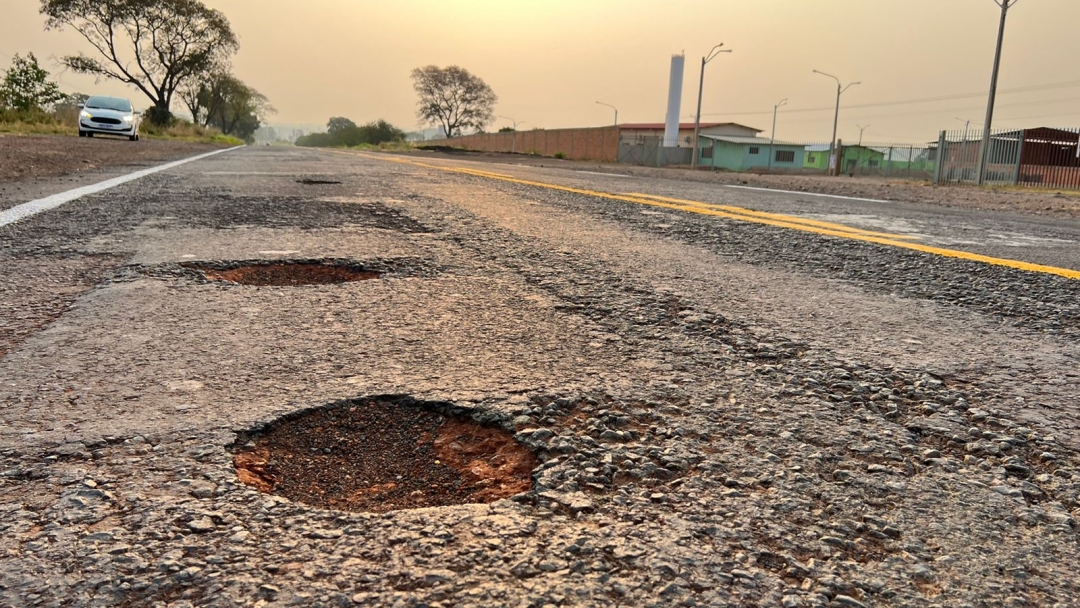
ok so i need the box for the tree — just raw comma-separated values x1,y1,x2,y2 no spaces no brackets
327,117,357,136
0,53,65,112
296,118,406,148
410,65,497,138
498,126,515,133
188,73,272,143
40,0,239,125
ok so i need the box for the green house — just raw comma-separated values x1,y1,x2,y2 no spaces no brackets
804,145,886,171
698,135,806,171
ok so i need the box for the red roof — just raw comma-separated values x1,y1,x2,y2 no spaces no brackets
618,122,761,132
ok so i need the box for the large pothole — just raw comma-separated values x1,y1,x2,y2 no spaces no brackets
184,260,380,286
232,396,537,513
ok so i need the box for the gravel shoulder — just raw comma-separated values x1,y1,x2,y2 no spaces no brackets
1,147,1078,607
0,134,229,212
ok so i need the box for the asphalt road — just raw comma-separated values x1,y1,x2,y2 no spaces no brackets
1,146,1079,607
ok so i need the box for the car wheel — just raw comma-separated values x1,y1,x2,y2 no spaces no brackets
86,132,94,138
78,130,86,138
129,134,138,142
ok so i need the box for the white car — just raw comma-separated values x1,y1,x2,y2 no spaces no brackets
78,96,141,141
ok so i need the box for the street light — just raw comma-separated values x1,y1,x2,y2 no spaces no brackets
813,69,860,175
595,101,618,127
498,116,525,153
856,125,871,174
976,0,1021,185
956,117,973,173
767,98,787,173
691,43,733,169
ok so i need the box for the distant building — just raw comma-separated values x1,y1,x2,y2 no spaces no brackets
618,122,762,148
698,134,806,171
804,144,885,171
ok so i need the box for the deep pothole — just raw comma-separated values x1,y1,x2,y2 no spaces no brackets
232,396,537,513
183,260,381,286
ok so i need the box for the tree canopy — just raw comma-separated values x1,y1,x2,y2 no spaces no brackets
410,65,497,138
40,0,239,124
0,53,65,112
180,72,273,143
296,118,406,148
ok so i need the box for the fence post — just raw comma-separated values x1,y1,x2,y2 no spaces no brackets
933,131,946,185
1013,129,1025,186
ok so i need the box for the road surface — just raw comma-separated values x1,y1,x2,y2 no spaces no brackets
2,146,1079,607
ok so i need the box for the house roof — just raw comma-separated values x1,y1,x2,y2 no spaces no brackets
699,134,800,146
618,122,762,132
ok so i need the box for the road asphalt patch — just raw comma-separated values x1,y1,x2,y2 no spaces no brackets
232,396,536,513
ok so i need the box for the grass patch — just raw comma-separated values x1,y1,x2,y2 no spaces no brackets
140,120,243,145
0,109,75,135
349,141,414,152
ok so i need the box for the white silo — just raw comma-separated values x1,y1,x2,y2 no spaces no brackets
663,54,686,148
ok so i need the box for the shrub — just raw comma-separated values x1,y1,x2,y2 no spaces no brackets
553,151,566,159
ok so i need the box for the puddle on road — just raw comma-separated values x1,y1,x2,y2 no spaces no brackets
233,397,536,513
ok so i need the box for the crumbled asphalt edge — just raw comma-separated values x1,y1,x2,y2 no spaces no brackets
3,164,1080,606
118,256,443,285
461,174,1080,340
0,175,431,258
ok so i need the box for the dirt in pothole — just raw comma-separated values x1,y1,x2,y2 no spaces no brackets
186,262,381,286
233,398,537,513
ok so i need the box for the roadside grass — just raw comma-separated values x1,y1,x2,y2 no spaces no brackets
140,121,243,146
350,141,414,152
0,109,242,145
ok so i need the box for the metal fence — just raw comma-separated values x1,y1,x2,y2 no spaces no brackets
618,137,694,167
800,141,937,180
934,126,1080,189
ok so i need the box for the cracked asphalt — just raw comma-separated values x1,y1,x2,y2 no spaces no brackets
2,146,1079,607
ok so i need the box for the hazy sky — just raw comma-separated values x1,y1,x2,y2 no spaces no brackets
4,0,1079,142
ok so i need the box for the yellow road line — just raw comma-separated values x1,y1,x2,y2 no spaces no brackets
333,150,1080,281
623,192,920,241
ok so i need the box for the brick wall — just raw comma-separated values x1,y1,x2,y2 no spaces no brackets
421,127,620,163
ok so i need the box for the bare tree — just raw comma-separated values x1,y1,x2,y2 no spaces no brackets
410,65,497,137
40,0,238,124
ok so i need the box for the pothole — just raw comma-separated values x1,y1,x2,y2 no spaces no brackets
183,260,381,286
296,179,342,185
232,396,537,513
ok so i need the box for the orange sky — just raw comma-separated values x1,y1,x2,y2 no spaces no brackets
4,0,1078,142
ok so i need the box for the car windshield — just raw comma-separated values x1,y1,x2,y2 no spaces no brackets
84,97,132,112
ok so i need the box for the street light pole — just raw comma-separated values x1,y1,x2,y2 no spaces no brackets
856,125,870,174
813,69,860,175
691,43,732,169
976,0,1019,185
767,98,787,173
595,101,618,127
498,116,524,153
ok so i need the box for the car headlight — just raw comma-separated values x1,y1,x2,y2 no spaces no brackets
80,111,91,119
122,115,133,122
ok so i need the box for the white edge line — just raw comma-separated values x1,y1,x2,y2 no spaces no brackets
576,170,632,178
724,184,892,204
0,145,245,229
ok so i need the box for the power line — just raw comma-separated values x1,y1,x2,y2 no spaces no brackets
701,78,1080,117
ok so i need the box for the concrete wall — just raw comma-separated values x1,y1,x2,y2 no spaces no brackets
422,127,620,163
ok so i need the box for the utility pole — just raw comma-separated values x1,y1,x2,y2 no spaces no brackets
691,43,732,169
767,98,787,173
595,101,618,127
977,0,1019,185
813,69,860,176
